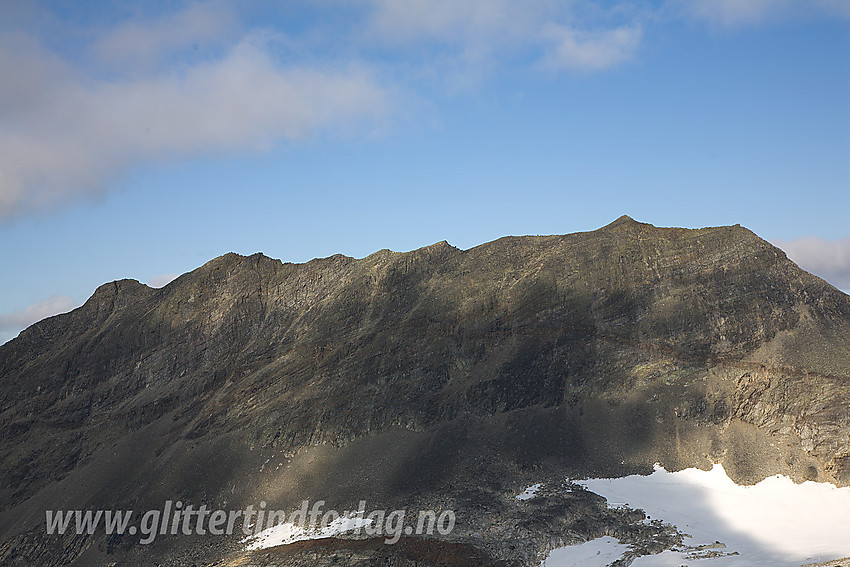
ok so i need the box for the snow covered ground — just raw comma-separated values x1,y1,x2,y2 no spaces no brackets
242,463,850,563
543,463,850,566
517,483,543,500
243,513,372,551
543,536,632,566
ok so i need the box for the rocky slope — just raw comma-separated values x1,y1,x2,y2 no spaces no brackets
1,216,849,566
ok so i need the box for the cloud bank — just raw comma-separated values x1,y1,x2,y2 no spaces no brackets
1,0,846,220
148,273,179,288
91,2,237,71
678,0,850,26
365,0,644,73
0,295,79,343
773,236,850,293
0,5,390,219
541,24,642,71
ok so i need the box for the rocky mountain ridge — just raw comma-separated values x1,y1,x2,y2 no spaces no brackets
1,216,849,566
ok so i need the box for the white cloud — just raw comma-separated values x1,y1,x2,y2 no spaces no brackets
148,273,179,288
541,24,641,71
687,0,789,26
817,0,850,18
91,2,236,70
365,0,645,78
0,1,656,220
773,236,850,293
0,295,79,343
367,0,546,44
14,0,846,221
0,8,391,220
678,0,850,26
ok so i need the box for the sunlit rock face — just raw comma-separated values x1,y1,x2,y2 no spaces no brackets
1,218,849,565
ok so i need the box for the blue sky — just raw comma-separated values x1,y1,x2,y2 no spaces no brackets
1,0,849,342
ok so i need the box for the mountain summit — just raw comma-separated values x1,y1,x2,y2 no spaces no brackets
1,218,849,565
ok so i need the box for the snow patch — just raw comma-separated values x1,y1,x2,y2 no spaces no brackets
553,463,850,566
542,536,631,566
517,483,543,500
242,514,373,551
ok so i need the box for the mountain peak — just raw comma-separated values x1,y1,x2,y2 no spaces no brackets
602,214,645,229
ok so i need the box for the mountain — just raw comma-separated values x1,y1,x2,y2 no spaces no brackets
1,216,849,566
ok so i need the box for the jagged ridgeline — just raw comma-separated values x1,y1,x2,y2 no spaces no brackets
2,216,849,566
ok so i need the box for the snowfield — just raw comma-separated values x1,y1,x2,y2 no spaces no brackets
517,483,543,500
543,536,632,566
242,463,850,564
243,513,373,551
543,463,850,566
